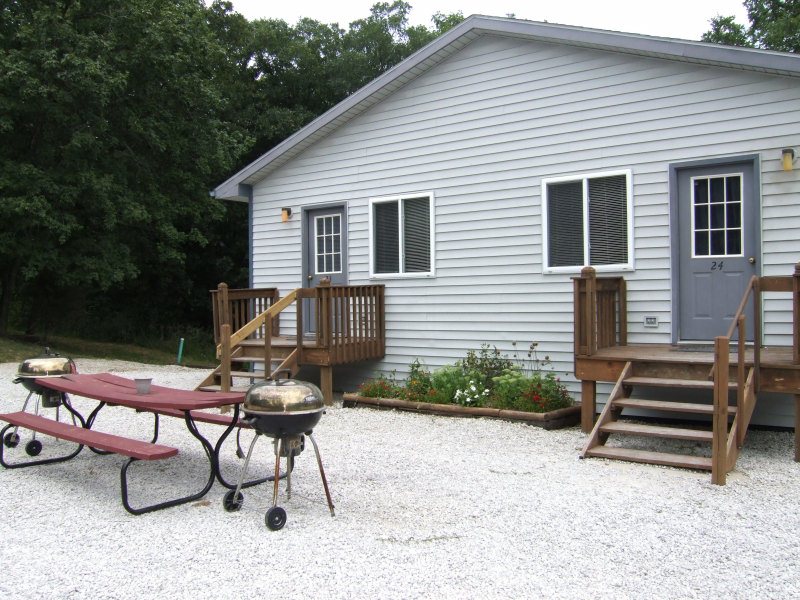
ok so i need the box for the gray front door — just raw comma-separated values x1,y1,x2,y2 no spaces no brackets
303,206,347,332
677,160,759,341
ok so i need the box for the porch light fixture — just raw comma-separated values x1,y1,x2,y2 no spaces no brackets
281,207,292,222
782,148,796,172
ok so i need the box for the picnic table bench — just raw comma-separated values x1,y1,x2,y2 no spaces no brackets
0,373,262,515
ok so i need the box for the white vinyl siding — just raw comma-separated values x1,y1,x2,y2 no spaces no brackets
369,193,434,278
249,34,800,426
542,170,633,272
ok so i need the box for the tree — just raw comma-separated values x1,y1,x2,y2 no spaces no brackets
0,0,249,336
703,0,799,53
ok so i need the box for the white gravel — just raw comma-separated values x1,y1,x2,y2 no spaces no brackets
1,359,799,599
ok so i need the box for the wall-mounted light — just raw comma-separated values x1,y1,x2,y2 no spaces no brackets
782,148,796,172
281,207,292,222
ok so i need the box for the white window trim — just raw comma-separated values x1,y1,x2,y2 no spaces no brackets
541,169,634,274
689,172,745,259
368,191,436,279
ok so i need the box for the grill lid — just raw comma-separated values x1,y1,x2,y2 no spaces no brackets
16,347,76,379
243,379,325,416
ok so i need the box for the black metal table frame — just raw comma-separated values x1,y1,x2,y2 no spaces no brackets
1,398,274,515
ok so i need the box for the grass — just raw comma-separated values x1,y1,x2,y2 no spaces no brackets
0,333,216,367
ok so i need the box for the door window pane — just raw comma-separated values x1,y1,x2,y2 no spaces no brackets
691,174,743,257
314,214,343,274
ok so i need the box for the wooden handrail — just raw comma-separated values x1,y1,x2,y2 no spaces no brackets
217,289,299,356
211,285,280,343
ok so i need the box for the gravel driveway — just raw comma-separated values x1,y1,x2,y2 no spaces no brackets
1,359,798,599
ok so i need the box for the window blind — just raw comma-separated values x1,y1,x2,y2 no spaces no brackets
403,197,430,273
588,175,628,265
374,201,399,274
547,181,584,267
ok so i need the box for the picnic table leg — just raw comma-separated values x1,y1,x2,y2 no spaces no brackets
120,411,218,515
213,404,284,490
0,401,87,469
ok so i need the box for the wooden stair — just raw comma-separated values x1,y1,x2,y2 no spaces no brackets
195,337,300,392
582,361,753,475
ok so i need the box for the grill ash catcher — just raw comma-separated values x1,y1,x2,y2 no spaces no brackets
5,348,77,456
223,378,335,531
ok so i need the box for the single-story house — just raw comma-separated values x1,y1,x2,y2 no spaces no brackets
213,15,800,427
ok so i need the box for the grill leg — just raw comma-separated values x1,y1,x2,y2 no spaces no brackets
307,433,335,517
271,438,283,508
233,433,261,500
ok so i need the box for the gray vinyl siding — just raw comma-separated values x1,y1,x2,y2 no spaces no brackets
250,34,800,424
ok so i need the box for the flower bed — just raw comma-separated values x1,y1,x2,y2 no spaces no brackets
344,343,581,429
341,393,580,429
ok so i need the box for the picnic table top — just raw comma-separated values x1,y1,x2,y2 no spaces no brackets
36,373,244,411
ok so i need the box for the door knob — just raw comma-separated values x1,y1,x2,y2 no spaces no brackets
748,257,756,264
307,275,313,281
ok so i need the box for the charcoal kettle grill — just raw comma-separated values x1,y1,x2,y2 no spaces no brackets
4,348,77,456
222,378,335,531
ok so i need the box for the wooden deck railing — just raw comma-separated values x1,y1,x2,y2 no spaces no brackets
211,281,386,392
211,284,279,343
296,280,386,365
573,266,627,356
712,263,800,481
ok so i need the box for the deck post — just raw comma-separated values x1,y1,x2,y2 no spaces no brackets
712,336,729,485
320,366,333,406
220,324,232,393
795,394,800,463
793,263,800,462
581,380,596,433
793,262,800,365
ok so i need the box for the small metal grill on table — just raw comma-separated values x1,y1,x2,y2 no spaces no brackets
3,348,77,457
222,378,335,531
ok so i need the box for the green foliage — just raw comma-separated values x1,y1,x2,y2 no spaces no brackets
356,343,574,413
0,0,462,344
401,358,433,402
703,0,799,53
428,365,474,404
356,372,403,398
491,370,573,412
459,344,513,390
0,0,250,338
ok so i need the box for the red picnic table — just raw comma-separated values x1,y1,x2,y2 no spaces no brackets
0,373,268,515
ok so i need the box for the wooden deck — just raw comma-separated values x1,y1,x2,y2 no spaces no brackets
574,265,800,484
199,281,386,401
577,344,799,390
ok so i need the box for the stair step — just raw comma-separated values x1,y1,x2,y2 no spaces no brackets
197,385,251,393
226,370,268,379
584,446,713,470
614,398,737,415
599,421,713,442
623,376,736,390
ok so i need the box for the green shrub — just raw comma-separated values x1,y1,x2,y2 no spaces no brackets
357,372,403,398
427,365,473,404
459,344,513,389
354,343,573,413
402,359,433,402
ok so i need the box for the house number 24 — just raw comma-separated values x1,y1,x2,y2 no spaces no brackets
711,261,724,271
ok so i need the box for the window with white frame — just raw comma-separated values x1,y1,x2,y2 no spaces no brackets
370,193,434,277
542,170,633,272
